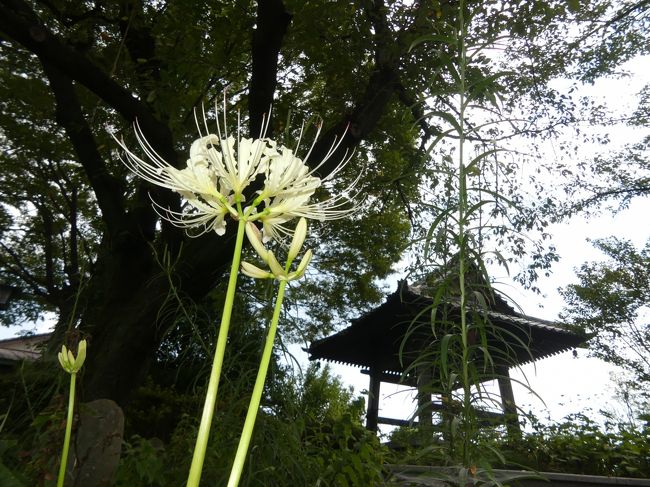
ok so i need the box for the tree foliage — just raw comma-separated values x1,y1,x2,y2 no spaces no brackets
0,0,430,404
0,0,648,409
562,238,650,390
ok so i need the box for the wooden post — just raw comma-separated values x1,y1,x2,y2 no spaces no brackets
366,367,381,432
497,365,521,437
416,365,433,427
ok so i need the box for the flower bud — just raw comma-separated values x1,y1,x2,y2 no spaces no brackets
287,218,307,264
241,261,273,279
245,222,269,262
267,251,286,279
58,340,87,374
290,249,313,281
76,339,87,370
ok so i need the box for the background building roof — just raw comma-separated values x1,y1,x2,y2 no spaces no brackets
308,281,585,384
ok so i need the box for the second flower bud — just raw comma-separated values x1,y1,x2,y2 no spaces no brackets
242,218,313,282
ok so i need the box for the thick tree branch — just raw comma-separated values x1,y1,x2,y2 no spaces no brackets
118,0,162,92
38,203,56,294
68,186,80,289
41,62,127,233
39,0,111,28
0,0,176,164
306,2,438,178
307,0,401,177
248,0,292,135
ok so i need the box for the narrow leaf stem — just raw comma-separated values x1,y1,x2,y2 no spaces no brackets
227,279,288,487
57,372,76,487
187,218,247,487
457,0,473,467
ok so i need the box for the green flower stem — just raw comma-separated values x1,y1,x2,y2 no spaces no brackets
227,279,288,487
187,218,247,487
457,0,473,466
57,372,76,487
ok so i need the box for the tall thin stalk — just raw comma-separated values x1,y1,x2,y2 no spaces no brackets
186,217,247,487
227,280,288,487
56,372,76,487
403,2,544,481
456,0,474,467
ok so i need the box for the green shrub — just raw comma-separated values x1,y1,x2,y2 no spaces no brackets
387,412,650,479
504,413,650,477
115,436,166,487
114,363,387,486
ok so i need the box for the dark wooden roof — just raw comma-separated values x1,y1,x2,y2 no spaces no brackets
308,281,585,382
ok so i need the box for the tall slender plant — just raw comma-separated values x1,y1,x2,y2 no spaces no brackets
56,339,87,487
403,1,543,483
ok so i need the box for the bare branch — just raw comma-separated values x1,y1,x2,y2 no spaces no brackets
0,242,48,297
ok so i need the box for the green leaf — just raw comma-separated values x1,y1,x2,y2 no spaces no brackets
409,33,457,52
567,0,581,14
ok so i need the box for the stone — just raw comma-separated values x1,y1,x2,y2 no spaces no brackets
70,399,124,487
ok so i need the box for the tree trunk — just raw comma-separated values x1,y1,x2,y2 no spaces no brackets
79,232,165,405
78,223,236,405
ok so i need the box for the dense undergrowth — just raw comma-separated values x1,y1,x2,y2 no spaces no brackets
2,357,650,485
388,413,650,479
0,362,386,487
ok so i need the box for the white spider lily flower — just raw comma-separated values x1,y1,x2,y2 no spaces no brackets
58,340,87,375
252,134,364,243
260,145,321,197
117,126,231,203
194,104,272,200
114,99,273,235
151,192,233,236
115,123,238,235
116,98,362,241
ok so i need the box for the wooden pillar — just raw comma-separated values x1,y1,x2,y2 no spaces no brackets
366,367,381,432
497,365,521,437
416,365,433,427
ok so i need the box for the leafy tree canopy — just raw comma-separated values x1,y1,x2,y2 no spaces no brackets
0,0,648,405
561,237,650,394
